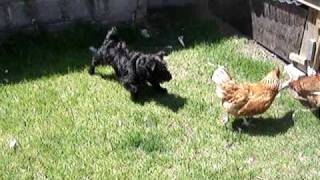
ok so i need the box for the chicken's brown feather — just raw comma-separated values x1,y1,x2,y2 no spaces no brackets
289,75,320,108
238,86,277,116
290,76,320,95
213,67,280,119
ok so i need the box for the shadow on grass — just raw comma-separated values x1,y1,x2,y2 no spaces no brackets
0,7,224,85
135,87,187,112
0,24,103,85
96,72,186,112
312,110,320,119
96,72,118,82
296,99,320,119
231,111,294,136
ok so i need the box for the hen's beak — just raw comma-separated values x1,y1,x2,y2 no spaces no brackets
279,80,290,91
279,73,294,91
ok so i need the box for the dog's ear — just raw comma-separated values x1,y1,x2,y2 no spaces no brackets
121,42,127,49
149,61,157,72
156,51,167,60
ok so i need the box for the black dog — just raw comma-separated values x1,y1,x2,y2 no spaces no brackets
88,27,172,99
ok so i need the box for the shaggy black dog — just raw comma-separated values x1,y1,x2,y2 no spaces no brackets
88,27,172,99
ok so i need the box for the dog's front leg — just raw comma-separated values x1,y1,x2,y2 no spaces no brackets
123,83,139,100
88,66,95,75
120,76,139,100
122,61,140,100
150,81,167,94
88,58,99,75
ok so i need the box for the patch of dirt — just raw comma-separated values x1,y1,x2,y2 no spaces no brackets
209,15,285,66
239,39,284,65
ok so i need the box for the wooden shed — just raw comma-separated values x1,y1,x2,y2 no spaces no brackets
250,0,308,65
250,0,320,73
286,0,320,73
208,0,320,74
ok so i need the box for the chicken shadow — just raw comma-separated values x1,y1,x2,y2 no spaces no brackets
97,72,187,112
311,110,320,119
231,111,294,136
296,99,320,119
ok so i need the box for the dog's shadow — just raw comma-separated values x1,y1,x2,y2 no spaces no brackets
135,86,187,112
231,111,294,136
97,73,187,112
97,73,118,82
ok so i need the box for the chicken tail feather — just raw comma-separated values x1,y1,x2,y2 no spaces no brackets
212,66,232,99
212,66,231,85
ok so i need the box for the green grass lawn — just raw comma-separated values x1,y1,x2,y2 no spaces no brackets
1,8,320,179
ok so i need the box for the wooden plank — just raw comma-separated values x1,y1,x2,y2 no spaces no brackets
306,39,316,60
299,8,318,59
312,12,320,70
289,52,307,64
295,8,318,72
297,0,320,12
250,0,308,62
284,64,306,80
290,40,316,66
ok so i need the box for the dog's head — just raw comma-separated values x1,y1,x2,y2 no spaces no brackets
148,51,172,82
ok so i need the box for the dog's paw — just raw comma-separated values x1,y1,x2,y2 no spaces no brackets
152,84,168,94
130,92,139,101
88,67,95,75
156,87,168,94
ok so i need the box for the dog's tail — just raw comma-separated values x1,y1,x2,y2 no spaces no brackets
103,27,119,45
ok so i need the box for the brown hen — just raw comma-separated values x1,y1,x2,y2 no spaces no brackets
289,75,320,109
212,67,281,126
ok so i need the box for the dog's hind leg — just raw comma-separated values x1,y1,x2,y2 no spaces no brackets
88,47,100,75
